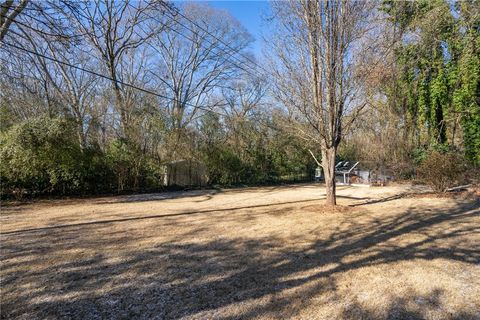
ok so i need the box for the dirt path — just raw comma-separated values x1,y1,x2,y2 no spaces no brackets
1,184,479,319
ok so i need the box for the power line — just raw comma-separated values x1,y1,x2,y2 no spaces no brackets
1,16,86,39
16,9,68,22
139,2,269,79
161,2,270,77
3,2,268,118
7,1,267,80
132,16,258,82
4,1,267,87
1,41,227,117
5,3,247,113
126,2,261,81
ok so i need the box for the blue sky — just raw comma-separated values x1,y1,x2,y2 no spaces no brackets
207,1,270,57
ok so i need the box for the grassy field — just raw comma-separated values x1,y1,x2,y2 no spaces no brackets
1,184,479,319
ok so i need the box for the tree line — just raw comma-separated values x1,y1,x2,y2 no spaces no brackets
1,0,316,198
339,0,479,187
0,0,478,200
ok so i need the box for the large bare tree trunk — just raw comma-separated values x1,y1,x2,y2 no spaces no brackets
322,146,336,205
269,0,377,207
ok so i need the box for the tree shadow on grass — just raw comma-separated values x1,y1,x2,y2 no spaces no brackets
2,195,370,236
340,288,480,320
1,200,479,319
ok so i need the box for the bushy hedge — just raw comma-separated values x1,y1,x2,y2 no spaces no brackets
1,117,316,199
0,118,164,198
105,139,165,192
201,144,313,186
1,117,85,197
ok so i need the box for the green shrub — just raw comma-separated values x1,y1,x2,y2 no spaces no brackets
105,139,165,192
0,117,84,197
203,147,243,185
105,139,144,192
0,117,169,198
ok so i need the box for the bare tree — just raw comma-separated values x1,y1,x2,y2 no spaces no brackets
1,0,83,44
0,0,28,41
268,0,381,205
151,2,253,160
36,41,100,149
62,0,168,141
222,76,266,120
1,14,102,148
221,75,267,157
0,51,55,120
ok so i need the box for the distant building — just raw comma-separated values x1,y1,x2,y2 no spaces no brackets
163,159,208,187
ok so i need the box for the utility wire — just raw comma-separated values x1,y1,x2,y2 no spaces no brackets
153,2,270,77
5,2,268,80
3,1,267,117
1,41,227,117
0,16,86,39
132,17,257,82
3,2,267,87
162,3,270,76
126,2,260,81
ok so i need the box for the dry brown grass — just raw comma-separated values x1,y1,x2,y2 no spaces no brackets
407,187,479,200
1,184,479,319
301,204,358,214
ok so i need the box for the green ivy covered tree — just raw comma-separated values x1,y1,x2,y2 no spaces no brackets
383,0,479,163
